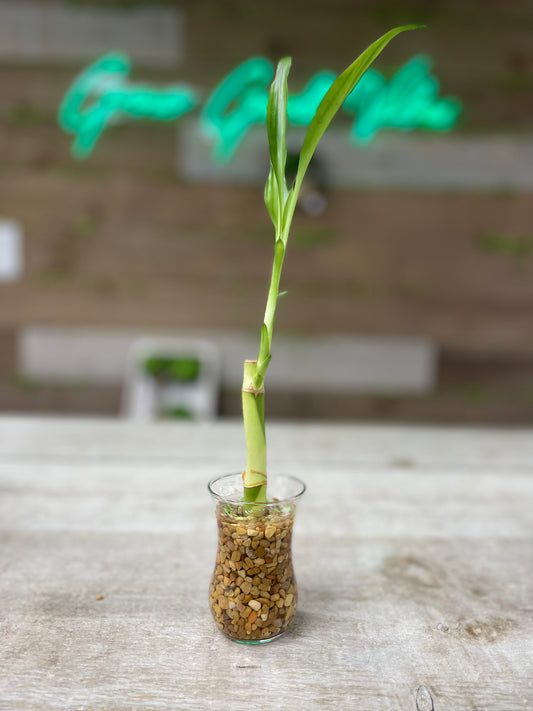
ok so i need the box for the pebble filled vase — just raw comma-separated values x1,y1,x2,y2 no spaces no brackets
208,473,306,644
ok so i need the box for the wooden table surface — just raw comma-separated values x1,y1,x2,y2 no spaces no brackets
0,416,532,711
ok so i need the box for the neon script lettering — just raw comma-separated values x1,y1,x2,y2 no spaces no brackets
58,53,199,159
59,53,461,161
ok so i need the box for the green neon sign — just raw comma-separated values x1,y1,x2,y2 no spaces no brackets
59,53,461,161
58,53,199,158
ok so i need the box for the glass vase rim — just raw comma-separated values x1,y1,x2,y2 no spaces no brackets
208,472,306,505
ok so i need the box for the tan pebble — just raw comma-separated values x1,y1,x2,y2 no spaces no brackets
261,613,268,621
236,525,247,535
271,594,280,602
276,599,284,609
248,599,261,611
241,582,252,594
285,593,294,607
228,601,236,610
241,607,251,618
255,558,265,566
231,550,241,562
265,526,276,539
247,529,259,537
248,610,258,624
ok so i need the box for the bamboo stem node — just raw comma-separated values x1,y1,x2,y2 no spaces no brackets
242,384,265,398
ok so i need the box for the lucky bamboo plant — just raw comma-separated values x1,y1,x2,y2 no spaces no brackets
241,25,420,504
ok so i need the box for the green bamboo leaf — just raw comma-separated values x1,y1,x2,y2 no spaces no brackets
258,322,270,365
294,25,422,195
266,57,291,203
281,186,295,242
254,355,271,389
264,164,279,231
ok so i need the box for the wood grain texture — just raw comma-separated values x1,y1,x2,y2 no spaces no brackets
0,416,532,711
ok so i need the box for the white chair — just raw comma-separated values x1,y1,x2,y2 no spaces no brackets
122,337,221,421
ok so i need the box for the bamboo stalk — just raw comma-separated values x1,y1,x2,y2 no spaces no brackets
242,360,267,503
240,26,421,504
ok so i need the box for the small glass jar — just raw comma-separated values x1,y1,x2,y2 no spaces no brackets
208,473,306,644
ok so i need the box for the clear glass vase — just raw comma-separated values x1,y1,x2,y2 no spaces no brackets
208,473,306,644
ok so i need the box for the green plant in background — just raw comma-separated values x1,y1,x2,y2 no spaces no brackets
476,232,533,261
143,356,200,382
241,25,421,504
73,214,100,239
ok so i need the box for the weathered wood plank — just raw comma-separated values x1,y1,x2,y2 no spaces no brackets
0,417,531,710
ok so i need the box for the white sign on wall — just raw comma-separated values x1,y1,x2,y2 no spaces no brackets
0,1,183,68
177,124,533,191
0,219,23,282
